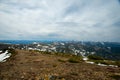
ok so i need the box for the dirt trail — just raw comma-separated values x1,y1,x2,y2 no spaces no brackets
0,49,120,80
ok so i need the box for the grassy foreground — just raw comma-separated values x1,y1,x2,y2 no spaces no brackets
0,49,120,80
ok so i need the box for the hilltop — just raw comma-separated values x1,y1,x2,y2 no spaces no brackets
0,49,120,80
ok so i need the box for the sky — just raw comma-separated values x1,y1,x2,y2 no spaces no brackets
0,0,120,42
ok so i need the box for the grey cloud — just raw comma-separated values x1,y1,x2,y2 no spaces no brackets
0,0,120,41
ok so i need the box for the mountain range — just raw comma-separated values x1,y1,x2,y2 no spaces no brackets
0,40,120,61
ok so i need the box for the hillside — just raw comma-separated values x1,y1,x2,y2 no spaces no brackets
0,49,120,80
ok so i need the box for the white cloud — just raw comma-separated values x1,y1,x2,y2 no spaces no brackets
0,0,120,41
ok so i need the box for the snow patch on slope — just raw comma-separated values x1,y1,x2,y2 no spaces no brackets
86,61,94,64
83,57,88,61
0,50,11,62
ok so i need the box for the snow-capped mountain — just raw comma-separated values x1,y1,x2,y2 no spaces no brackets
0,41,120,60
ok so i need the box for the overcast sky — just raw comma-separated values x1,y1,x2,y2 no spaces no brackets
0,0,120,42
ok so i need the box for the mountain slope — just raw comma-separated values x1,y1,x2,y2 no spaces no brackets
0,49,120,80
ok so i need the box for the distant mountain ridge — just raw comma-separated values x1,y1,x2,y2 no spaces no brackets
0,40,120,61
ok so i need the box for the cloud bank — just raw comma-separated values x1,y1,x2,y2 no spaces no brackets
0,0,120,41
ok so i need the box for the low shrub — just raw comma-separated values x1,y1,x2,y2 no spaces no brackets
93,60,111,65
110,74,120,80
88,54,104,60
114,61,120,67
91,60,120,67
68,58,79,63
7,49,17,61
68,56,82,63
58,59,66,62
8,49,16,54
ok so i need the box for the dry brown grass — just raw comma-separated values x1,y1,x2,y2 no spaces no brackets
0,49,120,80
